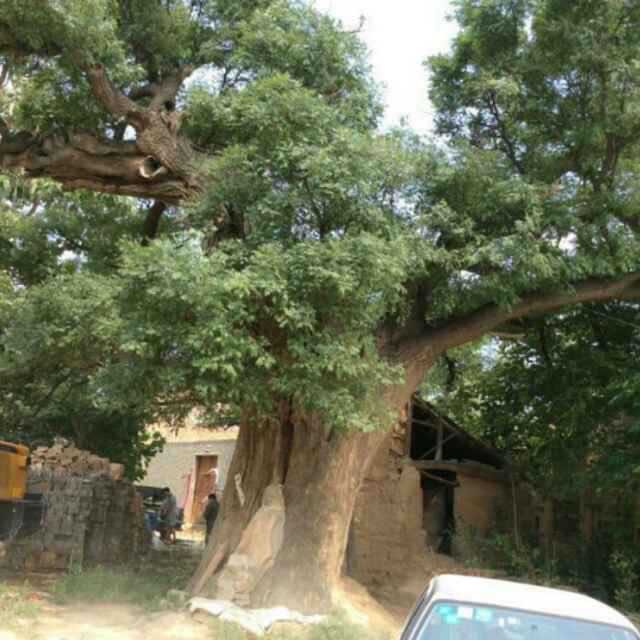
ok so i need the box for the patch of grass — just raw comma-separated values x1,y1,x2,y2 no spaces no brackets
208,618,253,640
0,581,41,628
207,612,390,640
51,547,199,611
304,613,390,640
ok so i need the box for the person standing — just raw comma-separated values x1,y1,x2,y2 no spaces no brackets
159,487,178,542
203,493,219,545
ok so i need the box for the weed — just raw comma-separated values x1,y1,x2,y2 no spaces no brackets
0,581,40,629
205,612,389,640
51,547,199,611
305,612,389,640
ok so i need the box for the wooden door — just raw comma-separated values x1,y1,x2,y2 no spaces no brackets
190,455,218,524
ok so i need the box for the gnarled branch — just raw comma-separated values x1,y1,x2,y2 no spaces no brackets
86,65,139,121
1,63,201,202
128,65,194,110
0,130,189,203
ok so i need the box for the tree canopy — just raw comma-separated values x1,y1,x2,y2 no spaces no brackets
1,0,640,472
430,303,640,500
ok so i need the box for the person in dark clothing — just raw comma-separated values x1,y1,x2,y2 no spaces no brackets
203,493,219,545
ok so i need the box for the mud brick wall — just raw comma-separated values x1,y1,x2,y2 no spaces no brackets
348,432,426,589
455,473,508,535
4,441,148,571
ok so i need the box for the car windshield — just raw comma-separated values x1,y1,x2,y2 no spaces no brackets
418,601,638,640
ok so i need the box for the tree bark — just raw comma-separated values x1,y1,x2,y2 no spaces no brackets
189,408,290,595
0,65,200,204
251,412,387,612
189,406,388,613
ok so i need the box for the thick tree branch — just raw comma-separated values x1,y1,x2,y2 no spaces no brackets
142,200,167,244
0,131,188,203
85,64,199,184
150,66,194,110
432,272,640,354
86,65,139,121
1,63,201,202
390,272,640,371
384,272,640,411
128,65,194,110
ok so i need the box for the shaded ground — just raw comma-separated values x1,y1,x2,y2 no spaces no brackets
3,601,207,640
0,529,402,640
0,527,485,640
0,532,206,640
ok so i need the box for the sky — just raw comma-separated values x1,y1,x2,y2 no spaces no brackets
312,0,459,135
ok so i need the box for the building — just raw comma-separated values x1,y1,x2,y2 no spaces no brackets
348,397,510,588
348,397,640,592
140,414,238,526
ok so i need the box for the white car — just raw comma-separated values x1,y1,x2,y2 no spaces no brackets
400,574,640,640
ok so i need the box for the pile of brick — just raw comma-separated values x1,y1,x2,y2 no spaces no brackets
30,437,125,480
3,440,149,571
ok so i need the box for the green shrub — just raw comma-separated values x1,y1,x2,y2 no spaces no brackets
611,551,640,614
453,521,640,613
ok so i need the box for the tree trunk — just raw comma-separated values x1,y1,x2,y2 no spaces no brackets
252,413,387,612
188,344,436,613
189,406,292,595
189,407,388,613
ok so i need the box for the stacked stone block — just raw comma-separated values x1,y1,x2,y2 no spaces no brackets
4,440,148,571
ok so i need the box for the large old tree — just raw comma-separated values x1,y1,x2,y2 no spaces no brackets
3,0,640,611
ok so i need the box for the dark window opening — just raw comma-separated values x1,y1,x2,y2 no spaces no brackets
421,470,456,555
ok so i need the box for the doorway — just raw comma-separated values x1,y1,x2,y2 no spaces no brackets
189,455,218,524
421,469,456,554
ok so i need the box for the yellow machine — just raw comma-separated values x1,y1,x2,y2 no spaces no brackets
0,441,29,501
0,441,45,541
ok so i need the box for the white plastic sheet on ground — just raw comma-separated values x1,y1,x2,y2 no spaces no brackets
188,597,326,636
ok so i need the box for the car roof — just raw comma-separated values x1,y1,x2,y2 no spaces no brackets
428,574,638,633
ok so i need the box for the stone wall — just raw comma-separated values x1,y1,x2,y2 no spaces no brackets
4,440,148,571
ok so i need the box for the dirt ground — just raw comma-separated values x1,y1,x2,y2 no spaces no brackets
2,601,207,640
0,528,468,640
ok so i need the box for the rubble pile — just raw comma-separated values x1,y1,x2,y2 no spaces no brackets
4,439,148,571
